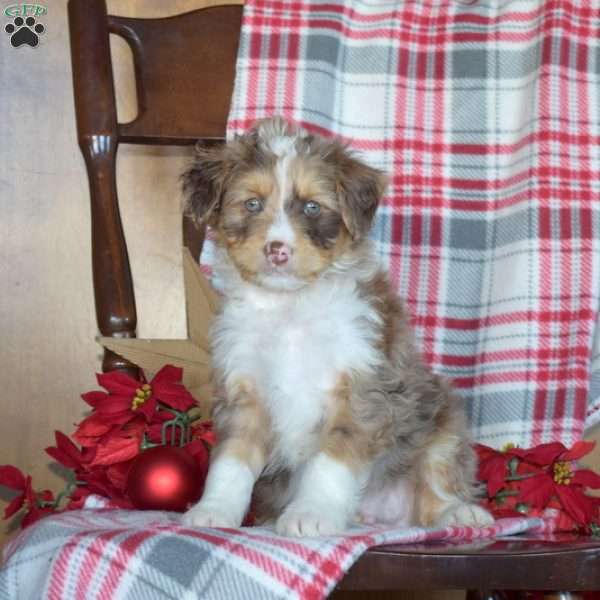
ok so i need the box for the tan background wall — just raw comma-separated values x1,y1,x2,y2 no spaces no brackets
0,2,598,598
0,0,241,540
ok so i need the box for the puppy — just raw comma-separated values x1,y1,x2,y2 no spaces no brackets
181,118,492,535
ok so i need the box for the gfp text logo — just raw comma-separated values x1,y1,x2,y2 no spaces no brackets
4,3,46,47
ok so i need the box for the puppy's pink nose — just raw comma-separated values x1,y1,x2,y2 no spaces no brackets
264,241,292,266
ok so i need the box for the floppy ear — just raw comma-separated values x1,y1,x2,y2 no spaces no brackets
327,144,387,241
182,143,230,227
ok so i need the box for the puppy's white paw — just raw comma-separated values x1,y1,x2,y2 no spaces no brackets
181,500,242,529
276,503,347,537
436,503,494,528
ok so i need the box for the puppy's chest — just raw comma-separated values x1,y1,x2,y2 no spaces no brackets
214,285,381,465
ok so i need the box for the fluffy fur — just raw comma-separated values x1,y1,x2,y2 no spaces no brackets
181,118,492,535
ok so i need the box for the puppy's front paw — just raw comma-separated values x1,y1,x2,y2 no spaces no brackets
436,503,494,528
181,500,242,529
276,503,347,537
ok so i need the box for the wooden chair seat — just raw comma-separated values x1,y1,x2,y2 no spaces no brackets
337,535,600,593
67,1,600,597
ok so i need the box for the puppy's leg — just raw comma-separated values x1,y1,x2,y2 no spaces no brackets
276,376,371,536
182,379,269,528
416,409,493,528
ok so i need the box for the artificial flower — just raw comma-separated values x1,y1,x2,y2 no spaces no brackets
45,430,86,470
477,440,600,532
511,440,596,467
0,465,56,526
474,443,536,496
517,443,600,526
89,419,146,467
80,365,196,425
1,364,211,530
0,465,31,518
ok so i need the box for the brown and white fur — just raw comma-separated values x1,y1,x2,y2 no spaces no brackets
181,118,492,536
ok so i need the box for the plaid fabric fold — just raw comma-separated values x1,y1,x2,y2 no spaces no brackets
211,0,600,447
0,497,545,600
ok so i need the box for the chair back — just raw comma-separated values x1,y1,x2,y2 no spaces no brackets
67,0,242,373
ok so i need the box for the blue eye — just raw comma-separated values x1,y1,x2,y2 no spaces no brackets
303,201,321,217
245,198,263,213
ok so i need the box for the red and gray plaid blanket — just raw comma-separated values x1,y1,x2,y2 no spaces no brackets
0,496,545,600
201,0,600,448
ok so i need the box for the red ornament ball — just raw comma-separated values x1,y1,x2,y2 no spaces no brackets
126,446,204,512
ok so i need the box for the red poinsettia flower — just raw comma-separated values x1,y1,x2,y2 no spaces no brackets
73,411,135,448
45,431,86,470
80,365,196,427
0,465,31,518
510,440,593,466
517,441,600,526
474,443,536,496
476,440,600,531
88,418,146,467
0,465,56,527
43,428,133,508
1,365,215,531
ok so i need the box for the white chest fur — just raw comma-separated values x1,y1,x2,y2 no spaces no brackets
211,273,382,468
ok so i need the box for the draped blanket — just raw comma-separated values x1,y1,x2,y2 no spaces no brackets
209,0,600,447
0,496,545,600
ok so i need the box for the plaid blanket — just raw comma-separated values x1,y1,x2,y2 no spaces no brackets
202,0,600,448
0,496,545,600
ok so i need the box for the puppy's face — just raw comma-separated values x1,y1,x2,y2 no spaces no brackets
183,118,386,291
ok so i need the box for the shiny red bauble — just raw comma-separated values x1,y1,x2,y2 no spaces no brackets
126,446,204,512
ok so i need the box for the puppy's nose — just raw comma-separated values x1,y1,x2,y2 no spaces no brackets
264,241,292,266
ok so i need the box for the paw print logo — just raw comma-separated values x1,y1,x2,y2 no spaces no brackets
5,16,45,48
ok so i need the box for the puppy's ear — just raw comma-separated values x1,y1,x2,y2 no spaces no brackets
182,143,230,227
327,144,387,241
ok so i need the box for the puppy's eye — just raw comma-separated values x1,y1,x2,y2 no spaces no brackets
245,198,264,213
303,200,321,217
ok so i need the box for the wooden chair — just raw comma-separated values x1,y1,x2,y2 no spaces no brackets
67,1,600,597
